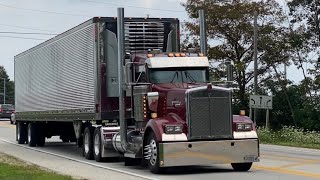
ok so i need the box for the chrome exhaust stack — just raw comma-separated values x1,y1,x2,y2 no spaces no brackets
117,7,127,152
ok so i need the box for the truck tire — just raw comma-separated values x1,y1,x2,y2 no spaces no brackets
83,127,94,160
37,125,45,147
16,122,27,144
146,132,163,174
231,163,253,171
93,127,104,162
27,123,37,147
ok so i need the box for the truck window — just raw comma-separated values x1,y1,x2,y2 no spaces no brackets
149,68,209,84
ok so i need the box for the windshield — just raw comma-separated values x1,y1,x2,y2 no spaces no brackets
149,68,209,84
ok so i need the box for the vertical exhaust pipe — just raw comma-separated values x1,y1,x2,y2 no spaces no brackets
199,9,207,56
117,7,127,151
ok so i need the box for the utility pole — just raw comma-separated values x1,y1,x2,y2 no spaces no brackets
3,78,5,104
0,78,5,104
253,11,258,122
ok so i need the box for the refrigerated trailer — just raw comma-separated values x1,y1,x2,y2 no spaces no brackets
14,8,259,173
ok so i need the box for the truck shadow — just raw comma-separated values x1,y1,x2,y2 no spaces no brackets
161,166,234,175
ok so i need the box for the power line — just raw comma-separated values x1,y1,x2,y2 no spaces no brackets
0,35,47,40
84,0,185,13
0,32,57,35
0,3,91,17
0,23,55,32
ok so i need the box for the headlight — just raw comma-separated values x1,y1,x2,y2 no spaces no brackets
164,125,183,134
236,123,252,131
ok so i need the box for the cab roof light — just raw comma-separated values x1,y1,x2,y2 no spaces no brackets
147,54,154,58
180,53,186,57
240,110,246,116
168,53,174,57
174,53,181,57
198,53,204,57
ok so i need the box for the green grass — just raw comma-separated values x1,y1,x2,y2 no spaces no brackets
0,153,74,180
257,126,320,149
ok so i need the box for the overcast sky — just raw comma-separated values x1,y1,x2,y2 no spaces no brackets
0,0,303,83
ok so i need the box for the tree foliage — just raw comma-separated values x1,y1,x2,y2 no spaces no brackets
0,66,14,104
182,0,289,110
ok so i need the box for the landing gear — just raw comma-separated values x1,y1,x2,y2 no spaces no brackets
231,163,253,171
145,132,163,174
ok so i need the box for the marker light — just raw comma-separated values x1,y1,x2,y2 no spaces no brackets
240,110,246,116
174,53,181,57
151,113,158,119
147,54,153,58
198,53,204,57
168,53,174,57
180,53,186,57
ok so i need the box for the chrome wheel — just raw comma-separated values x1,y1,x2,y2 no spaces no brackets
94,133,100,156
145,139,158,166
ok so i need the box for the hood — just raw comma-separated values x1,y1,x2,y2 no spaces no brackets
151,83,207,121
152,83,207,92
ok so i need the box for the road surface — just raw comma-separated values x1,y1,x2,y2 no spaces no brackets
0,119,319,180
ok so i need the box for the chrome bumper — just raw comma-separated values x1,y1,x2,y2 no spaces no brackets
159,139,259,167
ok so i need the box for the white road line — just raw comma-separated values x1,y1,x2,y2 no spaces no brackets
0,138,156,180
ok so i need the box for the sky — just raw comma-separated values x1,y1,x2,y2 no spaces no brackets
0,0,304,83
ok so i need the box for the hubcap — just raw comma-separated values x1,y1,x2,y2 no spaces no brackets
148,139,157,166
84,132,90,154
94,133,100,156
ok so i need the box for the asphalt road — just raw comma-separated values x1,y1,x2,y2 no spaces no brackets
0,119,320,180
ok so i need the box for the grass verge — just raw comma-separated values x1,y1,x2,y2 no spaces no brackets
0,152,74,180
257,126,320,149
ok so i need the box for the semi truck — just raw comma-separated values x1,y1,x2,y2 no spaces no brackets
14,8,259,173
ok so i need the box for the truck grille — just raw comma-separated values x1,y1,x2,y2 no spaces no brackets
186,87,233,140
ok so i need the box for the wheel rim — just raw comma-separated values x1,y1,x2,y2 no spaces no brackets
149,139,157,166
84,132,90,154
94,133,100,156
27,125,31,143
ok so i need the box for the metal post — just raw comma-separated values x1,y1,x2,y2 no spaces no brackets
226,60,233,87
199,10,207,56
253,11,258,122
266,109,269,129
117,7,127,150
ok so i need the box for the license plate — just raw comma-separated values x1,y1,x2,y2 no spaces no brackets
244,155,257,161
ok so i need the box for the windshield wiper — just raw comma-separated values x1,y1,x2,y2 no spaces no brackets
170,71,179,83
184,71,197,83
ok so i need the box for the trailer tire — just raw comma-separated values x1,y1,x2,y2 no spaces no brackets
37,125,45,147
83,127,94,160
17,122,27,144
146,132,163,174
231,163,252,171
27,123,37,147
93,127,104,162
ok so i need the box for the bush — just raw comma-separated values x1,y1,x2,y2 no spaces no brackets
257,126,320,149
